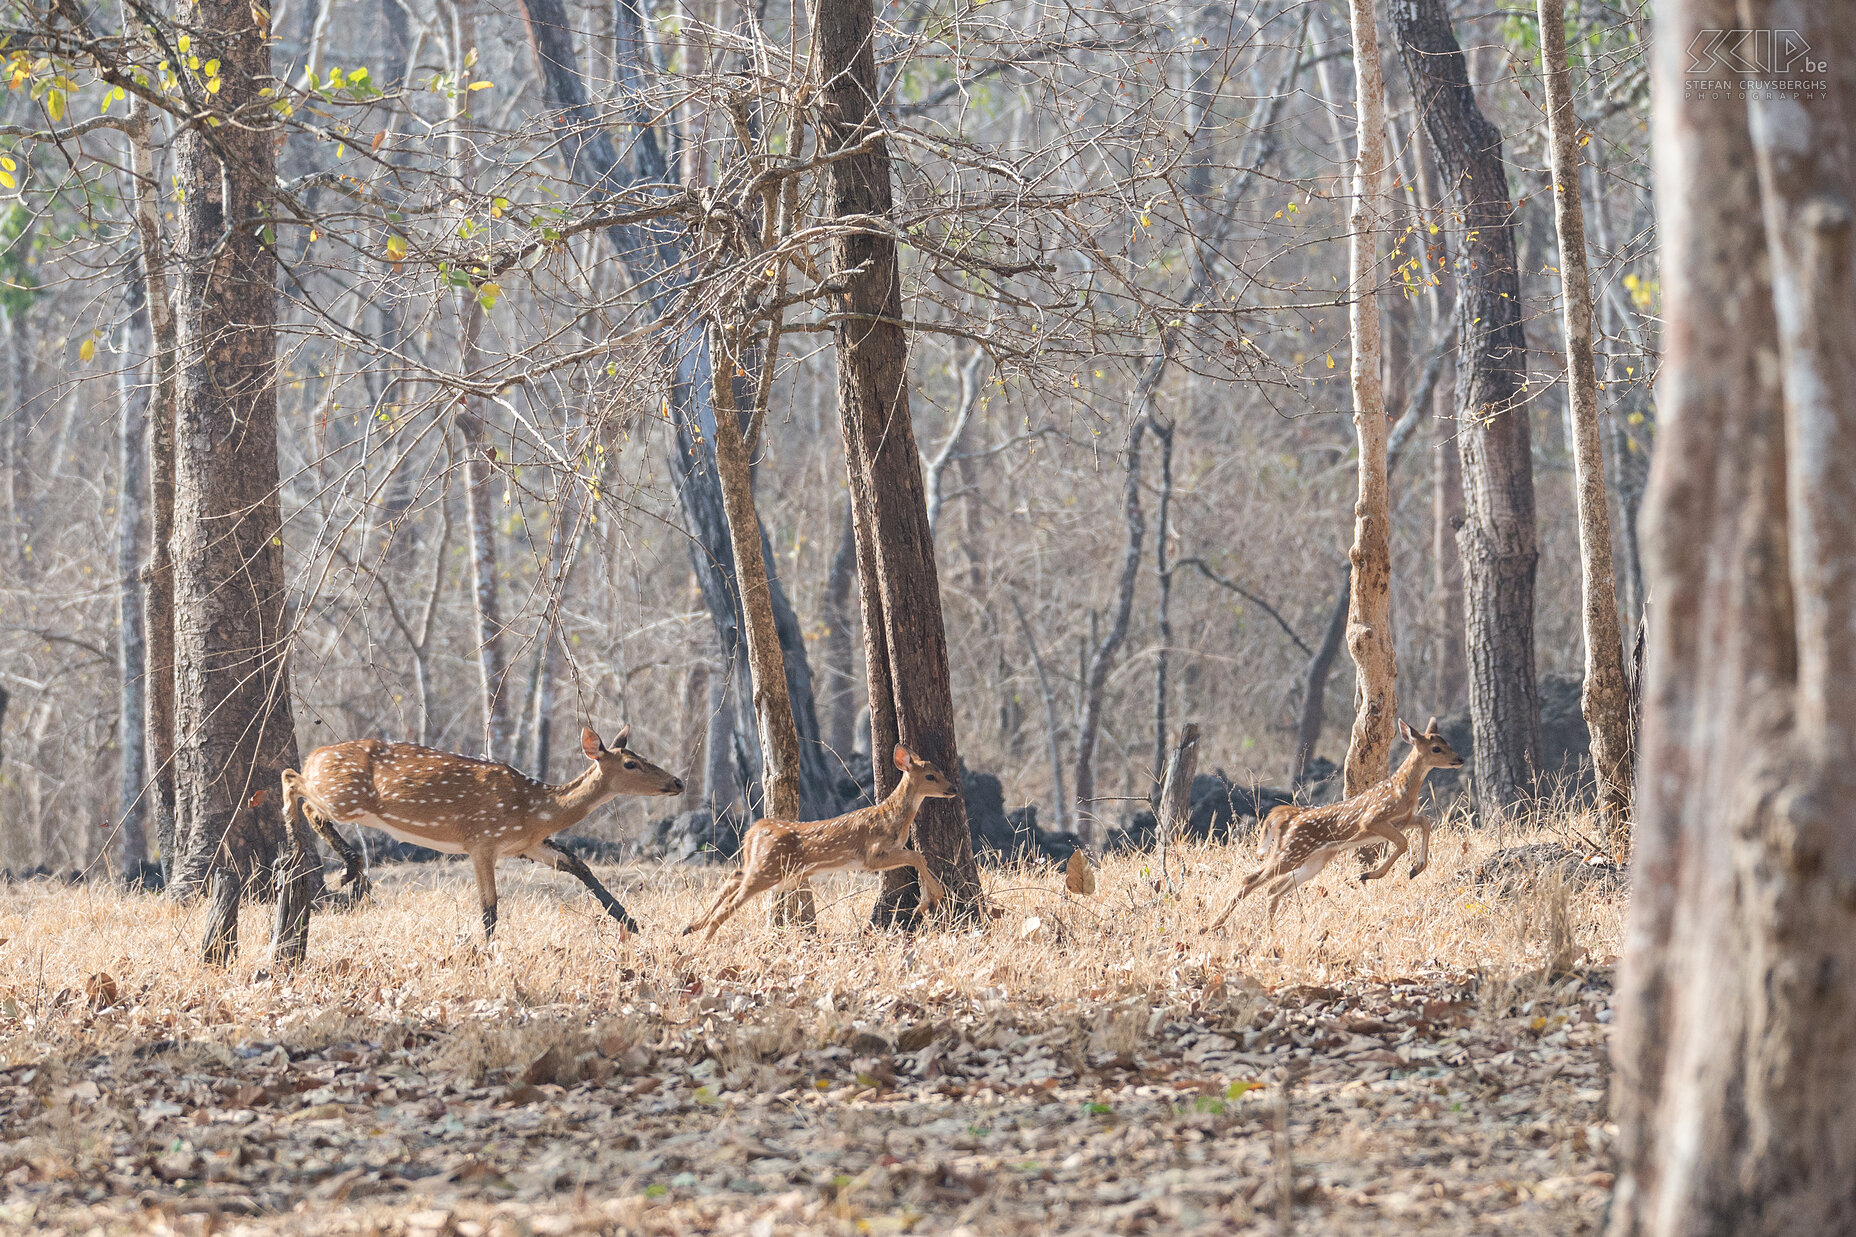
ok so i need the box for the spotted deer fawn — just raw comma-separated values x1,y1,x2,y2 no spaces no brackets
281,726,683,938
1207,718,1463,931
683,743,957,941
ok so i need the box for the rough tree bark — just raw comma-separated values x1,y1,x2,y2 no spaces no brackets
1393,0,1542,818
1536,0,1632,839
165,0,305,964
818,0,984,921
1341,0,1398,795
1610,2,1856,1230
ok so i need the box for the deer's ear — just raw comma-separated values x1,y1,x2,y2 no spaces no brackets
1424,716,1439,736
892,743,912,772
611,723,632,750
1398,719,1417,744
582,728,604,760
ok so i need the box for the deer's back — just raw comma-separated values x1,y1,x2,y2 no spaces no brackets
301,741,548,852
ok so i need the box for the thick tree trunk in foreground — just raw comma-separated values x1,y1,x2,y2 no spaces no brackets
1609,3,1856,1231
1394,0,1541,818
1341,0,1398,795
818,0,982,921
166,0,301,964
1537,0,1633,841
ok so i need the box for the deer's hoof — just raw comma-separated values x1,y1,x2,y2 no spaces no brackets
680,925,696,937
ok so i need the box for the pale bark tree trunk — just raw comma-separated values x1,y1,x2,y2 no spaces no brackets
818,0,984,921
165,0,305,964
1341,0,1398,796
115,277,150,868
125,99,178,876
1152,420,1177,786
822,494,860,764
449,0,512,763
456,407,512,760
1610,2,1856,1229
1537,0,1632,839
1394,0,1542,818
678,657,709,812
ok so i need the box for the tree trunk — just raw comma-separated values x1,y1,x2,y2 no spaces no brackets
1341,0,1398,796
1293,573,1350,786
817,0,983,922
1394,0,1541,819
822,493,860,765
1536,0,1632,839
516,0,837,816
707,324,805,824
115,276,150,868
1076,416,1147,841
1011,595,1070,834
678,656,710,812
166,0,302,963
1154,723,1200,851
456,407,513,760
1404,81,1467,716
1610,3,1856,1230
1152,421,1175,785
126,100,178,877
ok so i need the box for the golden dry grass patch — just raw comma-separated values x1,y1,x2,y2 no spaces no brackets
0,821,1624,1062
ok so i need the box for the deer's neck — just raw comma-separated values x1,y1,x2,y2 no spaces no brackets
540,766,610,824
876,779,929,837
1387,750,1434,810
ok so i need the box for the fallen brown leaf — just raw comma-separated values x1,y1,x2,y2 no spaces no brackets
1065,848,1096,895
83,972,117,1010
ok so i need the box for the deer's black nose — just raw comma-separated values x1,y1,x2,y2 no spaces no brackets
669,778,685,794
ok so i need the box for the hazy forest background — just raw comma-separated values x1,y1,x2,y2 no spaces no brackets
0,0,1655,873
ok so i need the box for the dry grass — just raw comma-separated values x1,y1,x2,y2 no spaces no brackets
1,821,1621,1055
0,820,1627,1234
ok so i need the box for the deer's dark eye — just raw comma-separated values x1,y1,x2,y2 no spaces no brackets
625,760,638,769
1431,745,1442,753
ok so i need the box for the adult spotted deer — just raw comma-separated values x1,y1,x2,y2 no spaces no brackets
281,726,682,937
683,743,957,941
1207,718,1462,931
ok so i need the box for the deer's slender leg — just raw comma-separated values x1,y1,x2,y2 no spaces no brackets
699,870,784,942
1358,822,1411,883
525,839,641,933
684,873,744,936
1208,860,1287,932
471,849,500,939
863,848,945,908
1407,814,1432,879
283,771,368,891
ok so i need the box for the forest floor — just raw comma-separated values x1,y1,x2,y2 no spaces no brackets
0,823,1626,1235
